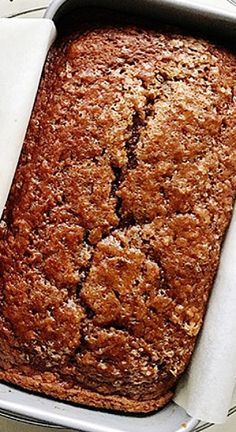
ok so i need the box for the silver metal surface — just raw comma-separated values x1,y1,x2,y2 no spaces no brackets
0,408,63,429
1,0,236,430
0,382,199,431
45,0,236,38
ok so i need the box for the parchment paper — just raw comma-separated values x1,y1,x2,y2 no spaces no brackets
0,18,56,218
174,205,236,423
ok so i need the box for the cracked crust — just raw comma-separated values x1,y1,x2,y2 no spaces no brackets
0,12,235,413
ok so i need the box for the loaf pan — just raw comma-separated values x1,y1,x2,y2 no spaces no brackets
1,0,236,430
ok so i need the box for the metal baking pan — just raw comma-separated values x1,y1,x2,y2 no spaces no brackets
45,0,236,38
1,0,235,430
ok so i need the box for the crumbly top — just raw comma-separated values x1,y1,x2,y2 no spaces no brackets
0,17,235,403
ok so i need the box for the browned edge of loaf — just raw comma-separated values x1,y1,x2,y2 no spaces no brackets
0,371,173,413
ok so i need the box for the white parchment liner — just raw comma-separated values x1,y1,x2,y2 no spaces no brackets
0,18,56,218
175,205,236,423
0,16,236,427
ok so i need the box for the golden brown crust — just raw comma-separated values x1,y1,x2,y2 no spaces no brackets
0,14,235,413
0,369,173,413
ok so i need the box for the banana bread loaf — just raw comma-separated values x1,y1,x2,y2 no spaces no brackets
0,15,235,413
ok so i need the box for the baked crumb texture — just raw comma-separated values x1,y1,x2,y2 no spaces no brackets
0,22,235,413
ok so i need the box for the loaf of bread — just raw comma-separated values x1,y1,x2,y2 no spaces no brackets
0,14,235,413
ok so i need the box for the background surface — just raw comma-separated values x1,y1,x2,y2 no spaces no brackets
0,0,235,430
